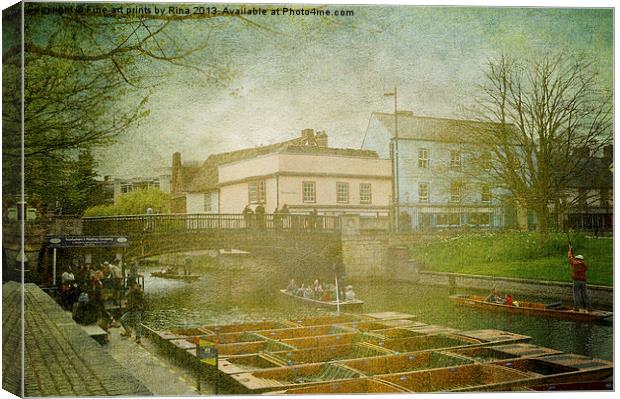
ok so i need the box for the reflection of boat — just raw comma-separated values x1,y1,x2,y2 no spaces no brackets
150,271,200,281
279,289,363,309
450,294,613,322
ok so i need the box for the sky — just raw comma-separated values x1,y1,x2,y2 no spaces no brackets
83,3,613,178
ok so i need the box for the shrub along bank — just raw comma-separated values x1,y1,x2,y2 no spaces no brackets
407,231,613,286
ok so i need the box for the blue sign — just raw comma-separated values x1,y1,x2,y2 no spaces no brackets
46,236,130,248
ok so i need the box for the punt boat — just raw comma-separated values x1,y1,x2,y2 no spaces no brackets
450,294,613,322
272,378,409,394
150,271,201,281
279,289,364,309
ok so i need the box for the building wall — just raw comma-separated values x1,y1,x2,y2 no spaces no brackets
363,115,506,229
185,191,219,214
217,153,391,215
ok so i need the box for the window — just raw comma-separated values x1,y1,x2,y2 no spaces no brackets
481,185,491,203
418,148,429,168
450,150,461,170
248,180,266,203
336,182,349,203
360,183,372,204
418,182,429,203
436,213,461,226
480,153,491,171
303,181,316,203
204,193,212,212
450,182,462,202
470,212,491,226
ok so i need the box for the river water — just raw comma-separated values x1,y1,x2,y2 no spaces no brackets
141,254,613,361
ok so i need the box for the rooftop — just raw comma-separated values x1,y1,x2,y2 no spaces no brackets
370,112,510,143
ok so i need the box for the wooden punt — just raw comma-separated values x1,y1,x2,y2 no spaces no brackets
444,344,562,363
228,362,364,393
279,289,364,309
339,321,395,332
362,311,417,321
450,294,613,322
199,320,294,335
371,334,482,354
271,378,409,394
150,271,201,281
200,325,354,345
280,331,359,349
192,338,297,357
218,342,393,374
477,354,615,390
252,324,356,341
287,314,361,327
340,351,474,376
454,329,531,344
375,363,532,392
527,380,613,391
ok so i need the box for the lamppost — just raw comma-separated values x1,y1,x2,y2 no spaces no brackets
384,87,399,231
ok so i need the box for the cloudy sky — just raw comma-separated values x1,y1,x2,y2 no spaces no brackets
93,3,613,178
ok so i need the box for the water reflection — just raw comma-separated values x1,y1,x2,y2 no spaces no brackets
142,255,613,361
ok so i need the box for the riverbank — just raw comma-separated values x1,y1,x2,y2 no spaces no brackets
407,231,613,286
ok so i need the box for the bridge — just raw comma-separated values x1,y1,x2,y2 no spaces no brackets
82,213,344,265
6,213,400,283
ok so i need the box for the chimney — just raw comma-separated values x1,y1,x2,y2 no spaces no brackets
171,152,182,194
316,131,328,148
301,128,315,141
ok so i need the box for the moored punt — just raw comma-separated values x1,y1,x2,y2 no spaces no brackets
369,333,482,353
374,363,532,392
200,320,295,334
362,311,417,321
443,343,562,363
454,354,614,391
527,380,613,391
286,314,361,327
450,294,613,322
453,329,531,344
270,378,410,394
150,271,201,281
279,289,364,309
339,351,474,376
228,362,364,393
218,343,393,374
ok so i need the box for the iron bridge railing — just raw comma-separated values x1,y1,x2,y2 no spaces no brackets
82,213,342,237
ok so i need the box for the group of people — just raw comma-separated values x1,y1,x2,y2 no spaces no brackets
484,288,514,306
286,278,356,302
243,204,324,230
60,258,145,342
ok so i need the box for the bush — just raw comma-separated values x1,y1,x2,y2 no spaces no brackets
83,188,170,216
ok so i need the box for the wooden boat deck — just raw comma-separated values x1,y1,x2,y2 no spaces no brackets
148,312,613,393
451,294,613,322
375,363,532,392
443,343,562,363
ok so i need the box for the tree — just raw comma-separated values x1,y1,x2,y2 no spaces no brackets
468,53,612,241
2,4,246,210
83,188,170,217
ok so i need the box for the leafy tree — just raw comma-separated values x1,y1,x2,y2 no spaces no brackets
2,3,244,210
84,188,170,217
468,53,612,241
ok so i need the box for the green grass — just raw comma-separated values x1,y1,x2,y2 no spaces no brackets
408,231,613,286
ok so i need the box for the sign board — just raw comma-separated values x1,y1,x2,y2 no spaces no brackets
196,341,218,366
46,236,130,248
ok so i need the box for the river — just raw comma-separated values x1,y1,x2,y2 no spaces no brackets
141,254,613,362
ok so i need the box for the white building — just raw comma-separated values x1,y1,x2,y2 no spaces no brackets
171,130,391,216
